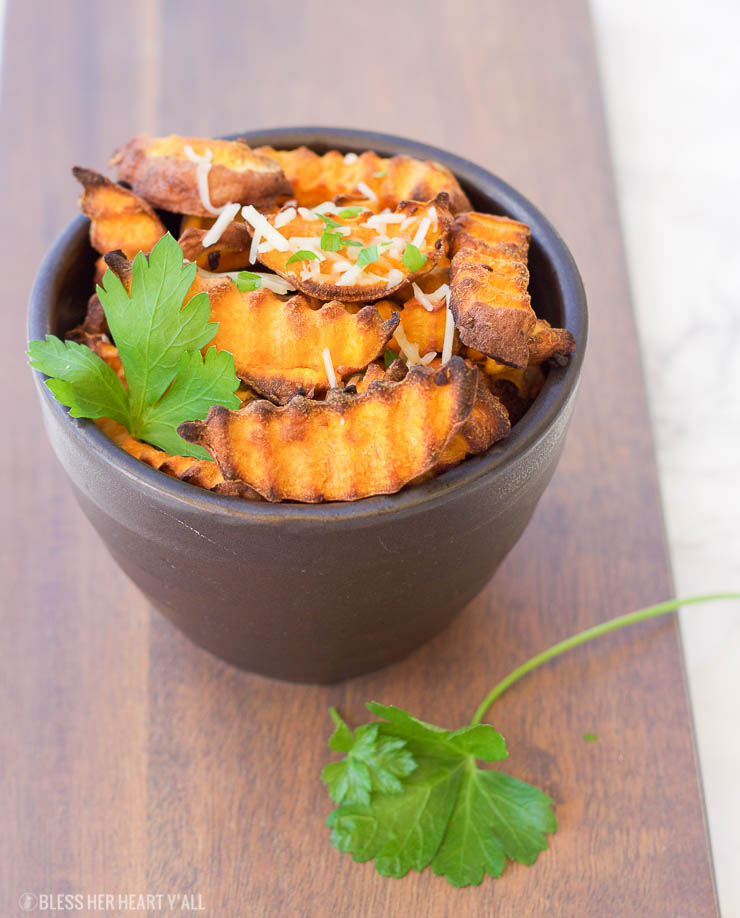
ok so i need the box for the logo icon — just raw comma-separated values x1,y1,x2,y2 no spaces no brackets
19,893,37,912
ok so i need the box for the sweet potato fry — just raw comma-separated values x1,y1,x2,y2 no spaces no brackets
250,195,452,302
111,134,292,216
482,362,546,424
178,220,253,272
450,212,575,367
527,318,576,364
72,166,166,259
435,369,510,471
255,146,471,213
449,212,536,367
202,280,399,403
179,357,477,502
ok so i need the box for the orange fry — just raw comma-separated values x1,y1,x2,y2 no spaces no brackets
72,166,166,259
179,358,477,503
111,134,292,216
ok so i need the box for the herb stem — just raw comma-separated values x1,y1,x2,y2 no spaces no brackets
470,592,740,726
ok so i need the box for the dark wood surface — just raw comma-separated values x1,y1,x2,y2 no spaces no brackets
0,1,717,915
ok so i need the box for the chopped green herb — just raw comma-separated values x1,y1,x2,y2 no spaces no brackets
27,234,240,459
379,241,392,247
341,239,364,247
402,242,427,273
320,231,343,252
372,169,388,178
383,347,399,368
337,206,365,219
583,732,598,743
286,250,319,267
316,213,342,229
233,271,262,292
356,244,379,267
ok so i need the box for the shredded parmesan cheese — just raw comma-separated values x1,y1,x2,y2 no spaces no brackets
366,213,405,228
441,292,455,364
386,268,405,288
322,347,338,388
336,264,366,286
412,282,435,311
428,283,450,303
428,206,437,225
274,207,297,228
298,206,317,220
201,202,241,247
420,351,437,366
241,205,290,252
184,145,232,216
412,217,431,250
343,152,358,165
357,180,377,202
393,324,425,366
248,225,262,264
313,200,339,214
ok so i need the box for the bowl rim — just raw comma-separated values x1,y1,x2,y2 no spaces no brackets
28,125,587,523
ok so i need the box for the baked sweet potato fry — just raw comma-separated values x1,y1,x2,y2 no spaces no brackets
179,357,477,502
526,318,576,364
111,134,292,217
435,369,510,471
203,280,399,403
449,213,536,367
72,166,166,259
178,219,253,272
249,195,452,302
255,146,471,213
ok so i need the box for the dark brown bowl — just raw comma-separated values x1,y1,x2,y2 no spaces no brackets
28,127,587,683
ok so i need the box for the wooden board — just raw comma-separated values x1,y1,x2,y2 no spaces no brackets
0,1,718,915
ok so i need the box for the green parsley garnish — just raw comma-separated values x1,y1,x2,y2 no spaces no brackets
583,732,598,743
341,239,364,247
337,206,365,219
316,213,342,229
323,592,740,888
28,233,240,459
285,250,319,266
372,169,388,178
383,348,399,368
320,230,343,252
402,242,427,272
233,271,262,292
356,244,379,267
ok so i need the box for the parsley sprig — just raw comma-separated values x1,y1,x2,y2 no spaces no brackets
323,592,740,887
28,234,240,459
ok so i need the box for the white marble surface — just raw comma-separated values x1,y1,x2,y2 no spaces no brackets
592,2,740,914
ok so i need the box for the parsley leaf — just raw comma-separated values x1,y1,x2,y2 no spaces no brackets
372,169,388,178
325,703,553,886
356,244,379,267
341,239,364,247
383,347,399,368
320,230,343,252
285,250,319,266
233,271,262,292
28,233,240,460
402,242,427,272
316,213,342,229
337,206,365,219
321,708,416,807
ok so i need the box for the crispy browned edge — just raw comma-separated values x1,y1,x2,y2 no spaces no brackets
178,357,477,502
111,133,293,217
260,193,454,303
177,222,253,271
239,303,400,405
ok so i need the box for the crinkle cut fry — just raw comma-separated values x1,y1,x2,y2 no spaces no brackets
201,280,400,404
178,220,254,272
179,357,478,503
254,145,471,213
111,133,292,216
449,212,536,368
72,166,166,260
450,212,575,366
254,195,453,303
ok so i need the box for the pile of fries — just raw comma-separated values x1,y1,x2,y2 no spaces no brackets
69,134,574,503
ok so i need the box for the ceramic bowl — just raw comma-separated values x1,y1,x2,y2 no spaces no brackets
28,127,587,683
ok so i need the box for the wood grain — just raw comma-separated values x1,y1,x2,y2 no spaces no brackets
0,1,717,915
